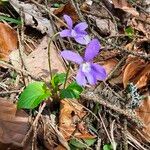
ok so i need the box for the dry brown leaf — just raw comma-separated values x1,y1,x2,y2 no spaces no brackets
80,0,93,12
10,0,53,35
59,99,96,140
0,98,16,121
54,145,67,150
130,16,150,38
10,36,66,81
0,97,30,149
101,58,119,75
112,0,139,16
109,72,123,85
123,57,145,88
53,1,79,27
96,19,117,36
26,36,66,78
135,96,150,141
0,23,18,61
134,63,150,89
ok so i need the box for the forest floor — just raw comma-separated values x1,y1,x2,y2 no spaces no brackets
0,0,150,150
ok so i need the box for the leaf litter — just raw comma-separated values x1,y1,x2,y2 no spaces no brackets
0,0,150,149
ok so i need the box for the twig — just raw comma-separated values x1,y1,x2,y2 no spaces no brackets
0,90,21,95
91,29,150,60
106,56,126,80
135,17,150,25
32,121,38,150
122,119,128,150
66,99,101,128
96,138,101,150
129,0,150,15
81,9,111,19
98,1,118,34
126,131,147,150
101,81,125,102
21,102,47,146
0,61,41,80
18,9,29,86
81,92,143,128
30,0,67,27
98,112,112,144
71,0,85,22
110,120,117,150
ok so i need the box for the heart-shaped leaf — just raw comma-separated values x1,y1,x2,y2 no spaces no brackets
18,82,51,109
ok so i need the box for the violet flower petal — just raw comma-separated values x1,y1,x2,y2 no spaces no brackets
63,15,73,29
75,35,91,45
84,39,100,61
76,69,86,86
84,72,96,85
91,63,107,80
74,22,88,32
60,29,71,37
61,50,83,64
70,29,77,37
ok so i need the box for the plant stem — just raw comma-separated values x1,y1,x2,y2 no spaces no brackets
48,32,59,80
63,62,71,89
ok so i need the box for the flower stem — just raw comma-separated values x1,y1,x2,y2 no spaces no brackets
63,62,71,89
48,32,59,80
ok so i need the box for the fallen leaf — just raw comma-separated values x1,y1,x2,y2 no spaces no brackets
53,1,79,27
109,72,123,85
0,23,18,61
135,96,150,141
101,58,119,75
54,145,66,150
39,115,70,150
123,57,145,88
10,0,53,35
134,63,150,89
130,16,150,38
59,99,96,140
0,98,16,121
96,19,117,36
0,97,30,149
112,0,139,16
10,36,66,81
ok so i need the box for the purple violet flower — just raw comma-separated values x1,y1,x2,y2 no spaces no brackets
61,39,107,86
60,14,90,45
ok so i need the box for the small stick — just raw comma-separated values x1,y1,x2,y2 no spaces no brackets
91,29,150,60
98,112,112,144
30,0,67,27
21,102,47,146
122,119,128,150
71,0,85,22
106,56,126,80
0,61,40,80
0,90,21,95
81,92,143,128
18,8,29,86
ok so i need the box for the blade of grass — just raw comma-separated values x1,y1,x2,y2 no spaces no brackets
0,15,21,24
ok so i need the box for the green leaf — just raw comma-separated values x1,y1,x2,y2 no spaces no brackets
18,82,51,109
53,3,61,8
125,26,134,38
51,73,66,88
60,81,83,99
83,139,96,146
0,16,21,24
0,0,8,5
69,139,87,149
103,144,113,150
